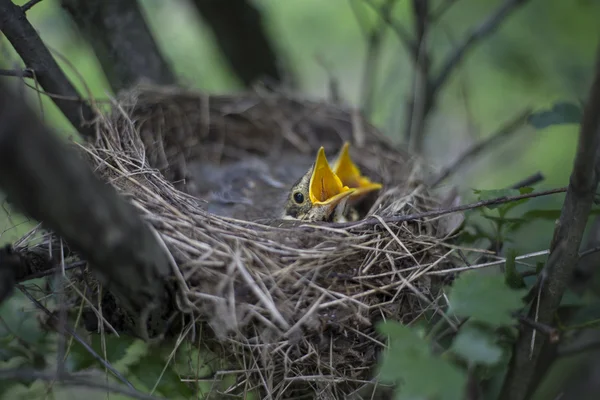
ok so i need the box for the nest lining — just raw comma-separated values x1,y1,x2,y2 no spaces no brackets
19,84,462,399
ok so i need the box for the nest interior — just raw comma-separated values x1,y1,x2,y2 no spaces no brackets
25,84,462,398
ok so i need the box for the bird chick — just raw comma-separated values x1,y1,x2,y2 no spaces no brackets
283,147,356,222
330,142,383,221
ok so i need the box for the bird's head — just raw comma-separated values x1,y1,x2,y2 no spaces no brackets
283,147,355,221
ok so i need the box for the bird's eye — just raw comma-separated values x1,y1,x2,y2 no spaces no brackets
293,192,304,204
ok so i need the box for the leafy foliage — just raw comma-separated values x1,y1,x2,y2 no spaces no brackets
448,271,526,327
527,101,583,129
377,321,466,400
449,322,503,366
377,266,528,399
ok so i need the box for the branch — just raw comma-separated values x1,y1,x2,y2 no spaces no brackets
430,108,532,187
18,284,135,390
21,0,43,13
61,0,176,92
0,0,96,139
430,0,460,21
0,368,164,400
0,79,172,339
328,186,567,229
509,172,545,189
499,45,600,400
0,68,34,78
361,0,417,58
190,0,292,88
405,0,432,153
517,316,560,343
431,0,531,96
352,0,396,118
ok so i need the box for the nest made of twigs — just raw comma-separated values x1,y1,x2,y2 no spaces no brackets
19,84,461,399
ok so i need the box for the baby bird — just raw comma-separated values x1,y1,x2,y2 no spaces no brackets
330,142,383,221
283,147,356,222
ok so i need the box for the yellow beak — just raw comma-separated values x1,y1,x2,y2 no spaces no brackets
332,142,382,197
309,147,355,208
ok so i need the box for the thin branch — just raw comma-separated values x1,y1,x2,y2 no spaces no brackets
0,368,164,400
21,0,43,13
361,0,417,57
578,245,600,259
431,0,531,96
406,0,432,152
17,284,135,390
0,68,34,78
0,79,171,339
329,186,567,229
430,108,533,187
517,316,560,343
18,260,87,282
499,45,600,400
510,172,545,190
0,0,96,139
61,0,176,92
430,0,460,21
557,333,600,357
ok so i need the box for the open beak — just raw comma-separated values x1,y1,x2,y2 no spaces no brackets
332,142,382,197
309,147,356,214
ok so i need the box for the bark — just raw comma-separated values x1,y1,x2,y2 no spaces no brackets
0,79,172,338
0,0,96,139
61,0,177,92
191,0,291,87
499,45,600,400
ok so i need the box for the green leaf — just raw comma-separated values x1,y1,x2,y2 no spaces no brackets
69,334,137,372
377,321,466,400
528,102,582,129
448,271,527,327
450,323,504,366
504,249,526,289
129,349,194,398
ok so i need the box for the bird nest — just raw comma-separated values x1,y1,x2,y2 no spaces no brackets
17,84,462,399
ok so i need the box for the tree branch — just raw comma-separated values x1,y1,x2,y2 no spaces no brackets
0,68,34,78
509,172,545,189
61,0,176,93
190,0,291,88
0,0,96,139
21,0,43,13
0,79,172,339
329,186,567,229
430,108,532,187
431,0,531,96
499,44,600,400
0,368,164,400
361,0,417,59
405,0,431,152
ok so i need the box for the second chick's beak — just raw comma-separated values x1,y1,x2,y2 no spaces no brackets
332,142,382,203
283,147,356,221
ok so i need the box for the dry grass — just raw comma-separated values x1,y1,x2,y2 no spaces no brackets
16,84,463,399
